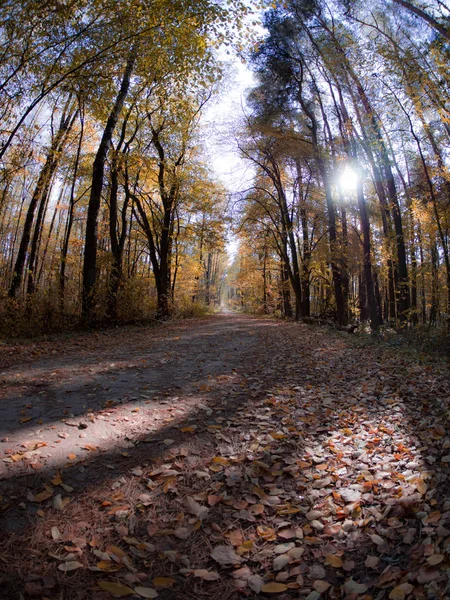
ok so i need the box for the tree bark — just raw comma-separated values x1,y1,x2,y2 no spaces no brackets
82,49,136,324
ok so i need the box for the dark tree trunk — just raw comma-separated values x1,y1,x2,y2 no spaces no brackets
60,109,84,312
430,242,439,327
392,0,450,40
356,170,378,330
9,100,75,298
281,257,292,318
82,50,136,324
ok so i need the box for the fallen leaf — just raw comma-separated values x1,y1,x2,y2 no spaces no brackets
370,534,384,546
152,577,175,588
365,555,379,568
51,472,63,486
34,488,53,502
193,569,220,581
261,582,288,593
58,561,83,572
98,581,135,596
273,554,289,571
248,574,264,593
134,587,158,598
343,579,368,594
325,554,343,568
313,580,331,593
211,545,243,566
185,496,209,519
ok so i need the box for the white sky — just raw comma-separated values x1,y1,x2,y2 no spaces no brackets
201,56,256,193
201,55,258,261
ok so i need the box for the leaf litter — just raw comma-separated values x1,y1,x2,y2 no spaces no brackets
0,314,449,599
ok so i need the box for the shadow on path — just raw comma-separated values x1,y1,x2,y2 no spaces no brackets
0,313,449,600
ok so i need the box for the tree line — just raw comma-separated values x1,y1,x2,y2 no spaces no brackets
229,0,450,339
0,0,247,333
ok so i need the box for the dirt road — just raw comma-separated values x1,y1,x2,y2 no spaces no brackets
0,312,449,600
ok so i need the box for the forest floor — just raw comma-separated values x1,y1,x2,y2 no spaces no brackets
0,311,449,600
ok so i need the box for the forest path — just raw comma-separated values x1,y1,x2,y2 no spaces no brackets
0,311,273,477
0,313,449,599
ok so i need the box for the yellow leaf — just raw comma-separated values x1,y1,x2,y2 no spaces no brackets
237,540,253,555
257,525,276,541
389,586,406,600
67,454,76,461
20,417,33,423
325,554,343,568
97,561,120,571
152,577,175,588
106,545,127,559
51,472,62,486
427,554,444,566
98,581,135,596
269,432,286,440
209,464,223,472
34,488,53,502
212,456,229,465
261,582,288,593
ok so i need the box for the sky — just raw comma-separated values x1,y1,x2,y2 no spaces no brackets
201,54,256,193
201,55,258,261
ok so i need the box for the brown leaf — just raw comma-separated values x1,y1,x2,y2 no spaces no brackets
260,582,288,593
185,496,209,520
34,488,53,502
152,577,175,588
98,581,135,596
313,580,332,593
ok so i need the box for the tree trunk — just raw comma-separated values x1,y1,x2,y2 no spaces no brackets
59,109,84,312
82,50,136,324
356,169,378,330
392,0,450,40
9,100,75,298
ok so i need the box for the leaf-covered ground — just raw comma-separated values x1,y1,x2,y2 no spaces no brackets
0,312,449,600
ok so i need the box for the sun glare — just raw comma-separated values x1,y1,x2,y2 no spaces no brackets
339,166,359,192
